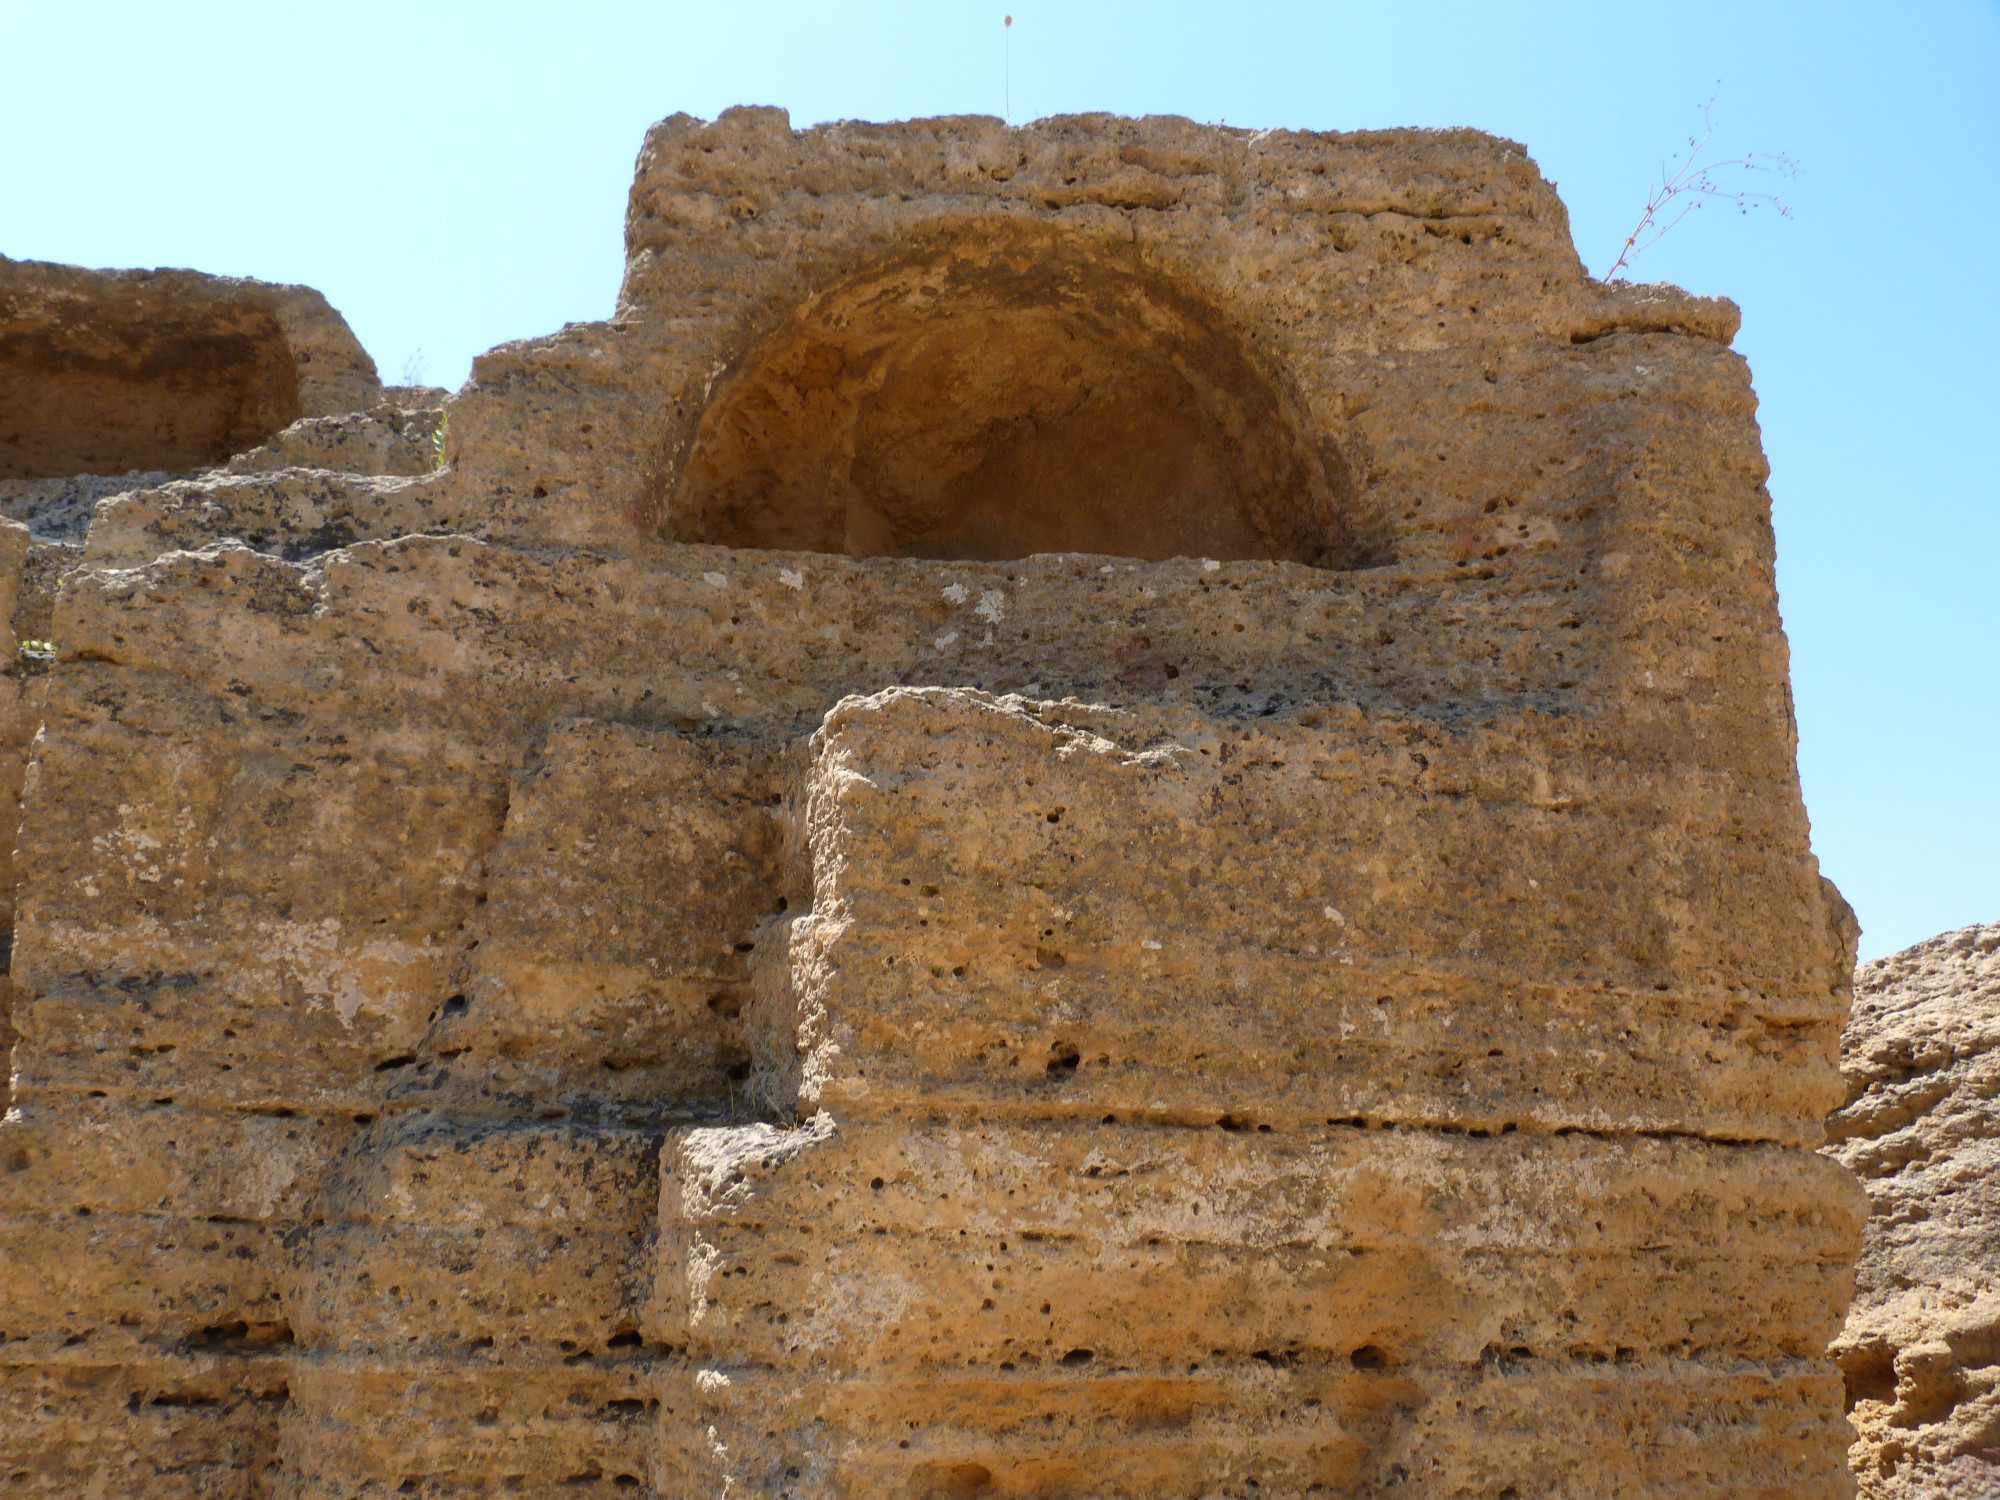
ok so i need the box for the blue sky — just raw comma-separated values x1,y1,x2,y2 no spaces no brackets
3,1,1994,958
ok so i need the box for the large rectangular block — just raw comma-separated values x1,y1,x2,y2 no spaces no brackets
662,1359,1850,1500
749,690,1847,1143
660,1118,1859,1375
277,1357,656,1496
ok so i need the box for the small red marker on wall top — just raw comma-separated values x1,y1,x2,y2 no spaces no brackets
1004,15,1013,125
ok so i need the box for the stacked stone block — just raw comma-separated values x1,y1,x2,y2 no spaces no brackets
0,110,1864,1497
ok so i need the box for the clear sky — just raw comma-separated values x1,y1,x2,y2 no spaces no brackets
3,1,1994,959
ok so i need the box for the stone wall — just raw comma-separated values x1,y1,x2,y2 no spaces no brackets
1827,922,2000,1499
0,110,1864,1497
0,257,382,480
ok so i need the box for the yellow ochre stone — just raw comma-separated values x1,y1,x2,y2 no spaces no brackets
0,108,1880,1496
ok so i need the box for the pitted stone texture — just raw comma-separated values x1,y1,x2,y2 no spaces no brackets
662,1119,1854,1498
0,109,1857,1497
267,1118,661,1496
0,1358,290,1499
84,470,468,566
449,109,1742,562
275,1362,656,1498
0,255,380,480
752,688,1848,1142
1826,922,2000,1499
225,408,444,479
657,687,1863,1499
0,471,189,543
440,719,793,1116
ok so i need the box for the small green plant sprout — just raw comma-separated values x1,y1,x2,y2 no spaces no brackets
432,408,449,472
18,638,56,659
1604,89,1796,282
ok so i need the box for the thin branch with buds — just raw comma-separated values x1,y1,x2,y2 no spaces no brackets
1604,90,1796,282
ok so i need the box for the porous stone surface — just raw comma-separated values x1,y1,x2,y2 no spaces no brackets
225,408,444,479
0,256,381,480
1826,922,2000,1499
0,472,189,544
0,109,1864,1497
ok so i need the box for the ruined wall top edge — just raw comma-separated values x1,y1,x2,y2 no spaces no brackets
0,255,381,420
444,108,1744,562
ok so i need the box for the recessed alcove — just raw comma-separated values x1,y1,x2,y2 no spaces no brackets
0,283,302,480
670,224,1354,566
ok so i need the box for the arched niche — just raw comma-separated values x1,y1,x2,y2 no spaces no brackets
669,224,1353,566
0,266,304,481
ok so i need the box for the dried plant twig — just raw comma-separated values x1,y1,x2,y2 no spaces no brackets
1604,89,1796,282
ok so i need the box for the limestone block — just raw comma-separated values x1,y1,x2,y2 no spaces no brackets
662,1119,1855,1375
0,473,186,542
440,719,791,1114
0,1210,281,1346
15,663,504,991
0,255,379,481
85,470,468,566
281,1117,660,1355
0,1357,288,1498
0,1098,348,1222
651,684,1862,1497
1825,922,2000,1499
661,1359,1843,1500
274,1360,655,1497
750,688,1846,1143
225,408,444,479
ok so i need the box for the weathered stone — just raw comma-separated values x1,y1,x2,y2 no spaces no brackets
0,256,380,480
226,408,444,479
84,470,471,567
0,108,1862,1497
380,383,452,411
0,472,186,543
1826,922,2000,1499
